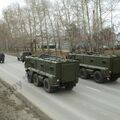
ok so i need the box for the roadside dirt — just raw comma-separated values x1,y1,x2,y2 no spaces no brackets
0,80,51,120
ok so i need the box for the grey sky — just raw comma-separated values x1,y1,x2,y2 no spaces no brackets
0,0,25,17
0,0,55,17
0,0,119,31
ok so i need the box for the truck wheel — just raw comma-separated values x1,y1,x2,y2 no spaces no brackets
93,71,105,83
43,78,53,93
110,77,118,82
65,84,73,90
26,71,33,83
22,60,24,62
79,68,89,79
33,74,42,87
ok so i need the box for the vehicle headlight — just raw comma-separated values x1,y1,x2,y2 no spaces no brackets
57,79,60,82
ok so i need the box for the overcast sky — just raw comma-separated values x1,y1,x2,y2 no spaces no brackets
0,0,120,32
0,0,25,17
0,0,56,18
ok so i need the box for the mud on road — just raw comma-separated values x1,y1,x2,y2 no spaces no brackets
0,79,51,120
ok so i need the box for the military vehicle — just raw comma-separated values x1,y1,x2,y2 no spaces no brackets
17,51,32,62
67,53,120,83
0,53,5,63
24,54,79,93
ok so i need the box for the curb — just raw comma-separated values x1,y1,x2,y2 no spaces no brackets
0,79,52,120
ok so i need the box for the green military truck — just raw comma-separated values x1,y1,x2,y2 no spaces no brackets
24,55,79,93
17,51,32,62
67,53,120,83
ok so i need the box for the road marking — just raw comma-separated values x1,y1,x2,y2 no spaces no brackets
86,86,102,92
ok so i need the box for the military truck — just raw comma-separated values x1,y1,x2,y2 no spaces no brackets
0,53,5,63
17,51,32,62
67,53,120,83
24,54,79,93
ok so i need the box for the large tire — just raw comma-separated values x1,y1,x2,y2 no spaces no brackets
26,71,33,83
65,83,74,90
33,74,39,87
33,74,42,87
93,71,106,83
43,78,53,93
79,68,89,79
17,58,20,61
22,60,24,62
110,76,118,82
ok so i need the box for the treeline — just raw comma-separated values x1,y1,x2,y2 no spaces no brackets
0,0,119,52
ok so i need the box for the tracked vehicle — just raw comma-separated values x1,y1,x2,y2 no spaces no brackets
25,54,79,93
67,53,120,83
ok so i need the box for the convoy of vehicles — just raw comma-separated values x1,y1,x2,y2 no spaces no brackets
67,53,120,83
0,53,5,63
24,54,79,92
1,48,120,93
17,51,32,62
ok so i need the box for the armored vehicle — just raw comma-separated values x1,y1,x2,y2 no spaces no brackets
17,51,32,62
67,53,120,83
25,54,79,93
0,53,5,63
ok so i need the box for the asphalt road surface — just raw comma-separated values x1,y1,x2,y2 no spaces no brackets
0,55,120,120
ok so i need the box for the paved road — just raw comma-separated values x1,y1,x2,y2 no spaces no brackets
0,55,120,120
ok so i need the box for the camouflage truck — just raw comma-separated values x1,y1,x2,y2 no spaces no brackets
67,53,120,83
24,55,79,93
